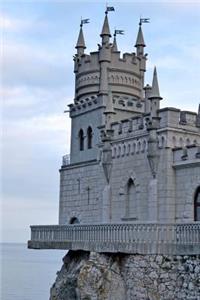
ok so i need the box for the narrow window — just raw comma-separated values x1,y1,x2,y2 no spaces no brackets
194,187,200,221
79,129,84,151
87,126,93,149
125,178,137,218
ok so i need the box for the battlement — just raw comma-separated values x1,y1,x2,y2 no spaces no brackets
159,107,199,131
173,145,200,166
75,50,142,101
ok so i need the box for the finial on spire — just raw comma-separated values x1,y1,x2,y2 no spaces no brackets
105,6,115,14
76,18,89,51
112,29,124,52
149,67,162,100
112,31,118,51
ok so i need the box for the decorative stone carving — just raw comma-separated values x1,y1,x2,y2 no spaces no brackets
180,111,187,125
147,130,160,178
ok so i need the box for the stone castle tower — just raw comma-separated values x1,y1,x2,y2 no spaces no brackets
70,13,150,165
29,9,200,256
59,11,200,225
28,11,200,299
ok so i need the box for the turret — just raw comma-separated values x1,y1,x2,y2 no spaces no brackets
99,11,112,100
75,22,86,56
135,19,148,99
112,31,118,52
144,84,152,113
135,21,145,56
149,67,162,117
100,10,112,45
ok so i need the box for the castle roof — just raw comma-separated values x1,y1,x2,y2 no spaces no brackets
76,25,86,49
100,13,111,37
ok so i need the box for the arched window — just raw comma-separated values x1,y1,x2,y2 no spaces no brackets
125,178,137,218
79,129,84,151
87,126,93,149
69,217,80,224
194,187,200,221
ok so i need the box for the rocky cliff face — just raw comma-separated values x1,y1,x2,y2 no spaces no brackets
50,251,200,300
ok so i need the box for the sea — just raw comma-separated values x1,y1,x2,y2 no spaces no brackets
0,243,66,300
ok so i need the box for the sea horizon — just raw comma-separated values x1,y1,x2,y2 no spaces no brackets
0,242,66,300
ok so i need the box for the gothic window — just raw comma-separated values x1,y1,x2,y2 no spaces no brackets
79,129,84,151
194,187,200,221
87,126,93,149
125,178,137,218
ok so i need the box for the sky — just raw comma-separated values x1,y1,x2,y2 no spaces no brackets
1,0,200,243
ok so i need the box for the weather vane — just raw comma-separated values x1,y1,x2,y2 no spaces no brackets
80,18,90,27
105,5,115,14
114,29,124,36
139,17,150,26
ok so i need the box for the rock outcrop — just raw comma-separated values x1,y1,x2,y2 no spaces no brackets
50,251,200,300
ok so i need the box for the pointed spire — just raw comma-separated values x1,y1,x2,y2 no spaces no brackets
112,32,118,51
76,24,86,50
100,13,111,38
149,67,162,100
135,24,145,47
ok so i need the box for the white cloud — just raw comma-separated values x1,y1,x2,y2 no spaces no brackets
0,12,49,33
1,41,72,88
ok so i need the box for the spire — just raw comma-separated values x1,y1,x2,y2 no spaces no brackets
100,13,111,38
76,24,86,50
135,24,145,47
112,32,118,51
149,67,162,100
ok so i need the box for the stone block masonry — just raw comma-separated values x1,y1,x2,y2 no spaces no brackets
50,251,200,300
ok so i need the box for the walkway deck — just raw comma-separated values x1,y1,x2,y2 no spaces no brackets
28,222,200,255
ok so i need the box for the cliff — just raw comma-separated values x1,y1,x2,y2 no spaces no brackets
50,250,200,300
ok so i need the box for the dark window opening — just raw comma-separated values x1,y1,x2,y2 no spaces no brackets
194,187,200,221
87,126,93,149
79,129,84,151
69,217,80,224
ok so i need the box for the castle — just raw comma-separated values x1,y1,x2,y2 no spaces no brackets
29,9,200,255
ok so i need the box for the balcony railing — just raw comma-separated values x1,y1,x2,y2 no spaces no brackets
28,222,200,255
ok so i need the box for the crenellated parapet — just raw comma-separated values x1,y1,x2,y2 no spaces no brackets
173,145,200,168
159,107,199,131
74,50,143,102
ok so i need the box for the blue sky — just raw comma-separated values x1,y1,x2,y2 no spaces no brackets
1,0,200,243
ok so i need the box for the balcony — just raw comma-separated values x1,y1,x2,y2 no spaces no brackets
28,222,200,255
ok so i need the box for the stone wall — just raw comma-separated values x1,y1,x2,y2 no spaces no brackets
50,250,200,300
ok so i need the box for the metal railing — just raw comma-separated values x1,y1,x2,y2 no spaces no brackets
29,222,200,255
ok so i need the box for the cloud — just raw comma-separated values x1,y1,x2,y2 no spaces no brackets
1,41,73,88
0,12,49,33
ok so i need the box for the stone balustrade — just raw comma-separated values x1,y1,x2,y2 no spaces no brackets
28,222,200,255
